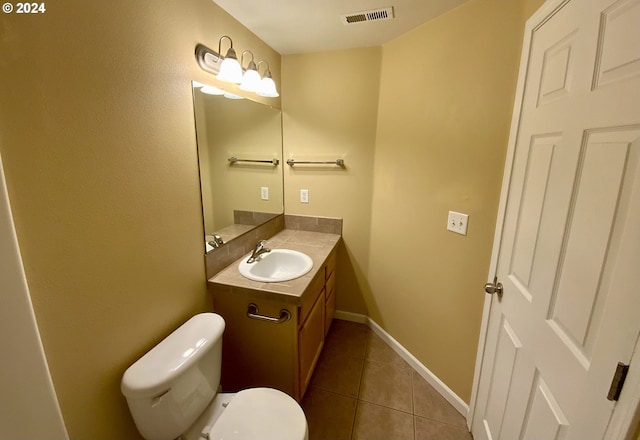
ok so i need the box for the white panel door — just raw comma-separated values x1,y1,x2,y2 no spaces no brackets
471,0,640,439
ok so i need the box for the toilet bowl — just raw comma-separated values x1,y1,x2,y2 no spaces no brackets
121,313,308,440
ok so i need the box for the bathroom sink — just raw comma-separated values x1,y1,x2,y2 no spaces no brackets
238,249,313,283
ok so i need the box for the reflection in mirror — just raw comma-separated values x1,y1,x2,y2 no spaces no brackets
192,82,284,254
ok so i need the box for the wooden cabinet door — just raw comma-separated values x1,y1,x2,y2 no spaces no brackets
298,288,325,398
213,291,297,397
325,271,336,336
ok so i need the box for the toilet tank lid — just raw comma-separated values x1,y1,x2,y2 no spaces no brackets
121,313,225,399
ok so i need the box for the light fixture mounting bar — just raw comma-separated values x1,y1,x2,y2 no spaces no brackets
195,44,222,76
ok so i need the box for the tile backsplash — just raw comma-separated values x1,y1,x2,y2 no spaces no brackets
285,215,342,234
205,214,284,279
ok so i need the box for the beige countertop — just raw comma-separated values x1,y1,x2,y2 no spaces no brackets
208,229,341,304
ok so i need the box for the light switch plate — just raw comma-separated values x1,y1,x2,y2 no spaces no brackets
447,211,469,235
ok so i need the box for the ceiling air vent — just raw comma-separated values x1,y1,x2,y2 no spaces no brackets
341,7,394,25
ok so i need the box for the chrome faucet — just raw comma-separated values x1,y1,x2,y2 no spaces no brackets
247,240,271,263
207,234,224,249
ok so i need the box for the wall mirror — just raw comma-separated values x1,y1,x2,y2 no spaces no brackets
191,81,284,254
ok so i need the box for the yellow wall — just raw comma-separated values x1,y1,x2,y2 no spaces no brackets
0,1,280,439
369,0,544,402
282,47,382,314
282,0,543,403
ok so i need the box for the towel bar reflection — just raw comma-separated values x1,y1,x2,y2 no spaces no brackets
286,159,344,167
229,156,280,166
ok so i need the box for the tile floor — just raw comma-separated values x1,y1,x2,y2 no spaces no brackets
302,319,473,440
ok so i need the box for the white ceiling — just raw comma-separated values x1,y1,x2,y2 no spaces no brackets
212,0,471,55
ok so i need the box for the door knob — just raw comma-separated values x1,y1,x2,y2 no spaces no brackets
484,277,503,295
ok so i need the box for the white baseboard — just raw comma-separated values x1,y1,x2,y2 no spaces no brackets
334,310,470,418
333,310,368,324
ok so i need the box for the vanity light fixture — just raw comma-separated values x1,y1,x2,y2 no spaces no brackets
215,36,243,84
195,43,279,99
239,50,261,93
256,60,279,98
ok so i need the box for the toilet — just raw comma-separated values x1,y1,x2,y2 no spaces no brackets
121,313,308,440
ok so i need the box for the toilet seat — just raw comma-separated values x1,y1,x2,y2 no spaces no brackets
207,388,308,440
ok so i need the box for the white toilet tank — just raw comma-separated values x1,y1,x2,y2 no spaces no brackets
121,313,225,440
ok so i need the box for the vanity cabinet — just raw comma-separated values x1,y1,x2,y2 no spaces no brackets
297,276,325,396
210,247,337,402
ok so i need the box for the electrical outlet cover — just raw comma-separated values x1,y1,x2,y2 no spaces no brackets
300,189,309,203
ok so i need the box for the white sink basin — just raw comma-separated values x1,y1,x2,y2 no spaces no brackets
238,249,313,283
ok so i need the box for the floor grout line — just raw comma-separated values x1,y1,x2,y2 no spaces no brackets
350,339,368,439
414,414,470,429
306,321,471,439
307,385,358,400
356,396,417,417
411,366,416,440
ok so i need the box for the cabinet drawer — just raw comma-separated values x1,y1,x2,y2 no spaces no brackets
298,289,325,398
299,271,324,327
326,270,335,299
325,250,337,280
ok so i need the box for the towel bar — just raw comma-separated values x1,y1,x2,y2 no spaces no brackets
228,156,280,166
286,158,344,167
246,303,291,324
